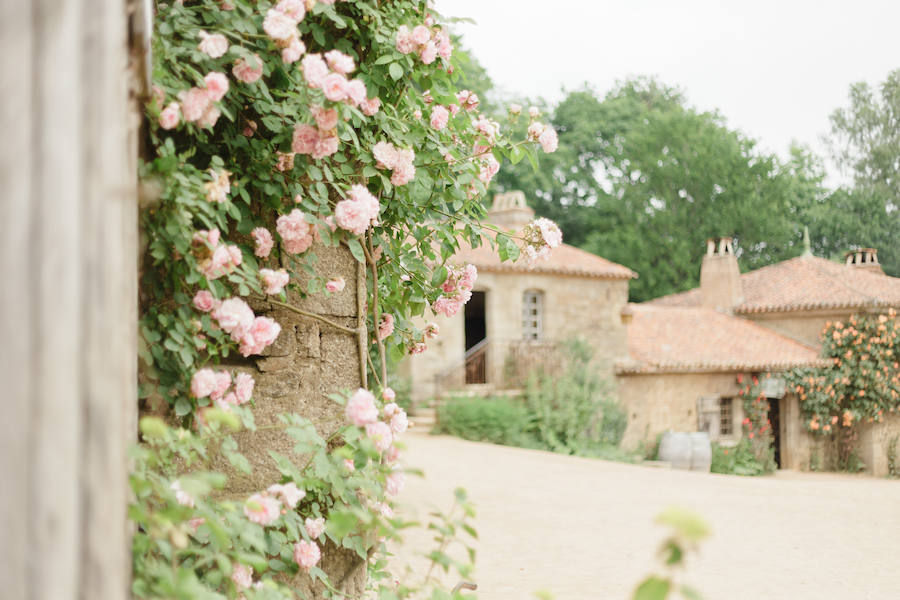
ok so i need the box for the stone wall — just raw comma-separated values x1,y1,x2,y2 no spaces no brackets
617,372,743,450
743,310,851,347
404,271,629,402
854,413,900,477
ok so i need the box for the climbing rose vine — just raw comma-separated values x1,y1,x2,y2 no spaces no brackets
138,0,558,597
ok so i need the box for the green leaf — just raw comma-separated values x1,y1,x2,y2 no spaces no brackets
633,576,671,600
347,238,365,263
388,62,403,81
174,397,192,417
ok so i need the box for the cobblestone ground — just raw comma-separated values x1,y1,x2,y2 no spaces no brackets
391,430,900,600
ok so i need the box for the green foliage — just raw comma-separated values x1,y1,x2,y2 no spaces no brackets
433,395,534,447
734,374,777,474
631,508,709,600
888,435,899,479
494,78,817,301
710,440,769,477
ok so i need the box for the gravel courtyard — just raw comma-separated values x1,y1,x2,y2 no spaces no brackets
392,431,900,600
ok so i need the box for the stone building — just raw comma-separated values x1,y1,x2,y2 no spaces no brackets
403,192,635,403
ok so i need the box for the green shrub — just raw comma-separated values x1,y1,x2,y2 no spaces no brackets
710,439,772,476
433,396,535,447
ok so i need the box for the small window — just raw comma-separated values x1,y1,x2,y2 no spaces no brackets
719,397,733,436
521,290,543,341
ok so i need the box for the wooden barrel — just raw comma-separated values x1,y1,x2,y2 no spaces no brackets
659,431,692,470
689,432,712,472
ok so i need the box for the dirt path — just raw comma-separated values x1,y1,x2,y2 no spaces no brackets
391,431,900,600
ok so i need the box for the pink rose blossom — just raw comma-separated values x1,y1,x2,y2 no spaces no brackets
261,268,290,295
159,102,180,129
197,104,221,129
267,482,305,508
243,120,258,137
410,341,427,354
276,209,314,254
275,151,296,172
529,106,540,118
251,227,274,258
275,0,306,21
244,493,281,526
301,53,328,88
231,563,253,590
325,277,345,292
459,264,477,290
345,388,378,426
232,55,263,84
324,49,355,74
377,313,394,340
213,297,255,339
366,421,393,452
535,217,563,247
430,105,449,130
527,121,545,140
234,372,255,404
170,481,196,507
385,470,406,496
390,162,416,186
411,25,430,45
311,105,338,131
424,322,440,338
211,370,232,401
384,444,401,464
239,316,281,356
263,8,297,41
304,517,326,539
345,79,367,106
203,72,229,102
539,127,559,153
373,141,399,169
282,35,306,64
435,30,452,59
448,103,460,116
293,540,321,570
188,517,206,533
193,290,216,312
419,40,437,65
334,199,369,235
390,409,408,435
180,87,210,122
360,97,381,116
311,134,339,160
343,458,356,471
292,123,320,154
191,368,217,398
433,296,462,318
321,72,349,102
383,388,396,403
395,25,414,54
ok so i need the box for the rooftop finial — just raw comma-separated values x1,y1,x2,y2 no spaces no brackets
801,226,812,257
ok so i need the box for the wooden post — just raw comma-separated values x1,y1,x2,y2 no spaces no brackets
0,0,138,598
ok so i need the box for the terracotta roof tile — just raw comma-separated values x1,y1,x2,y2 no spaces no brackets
616,304,826,374
648,255,900,313
454,241,637,280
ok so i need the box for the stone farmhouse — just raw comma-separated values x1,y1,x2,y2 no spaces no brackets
407,192,900,475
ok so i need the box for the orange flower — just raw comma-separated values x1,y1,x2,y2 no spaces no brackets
831,415,838,425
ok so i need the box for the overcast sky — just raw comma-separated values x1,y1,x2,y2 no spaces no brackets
436,0,900,179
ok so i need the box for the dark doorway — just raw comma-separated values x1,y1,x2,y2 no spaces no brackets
767,397,781,468
464,291,487,384
464,291,486,350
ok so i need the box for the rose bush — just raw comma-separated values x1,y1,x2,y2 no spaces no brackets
137,0,559,597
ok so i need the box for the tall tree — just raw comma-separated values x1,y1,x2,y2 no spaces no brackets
495,78,809,302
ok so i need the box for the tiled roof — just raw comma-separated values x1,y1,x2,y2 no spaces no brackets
648,255,900,313
454,241,637,280
615,304,826,374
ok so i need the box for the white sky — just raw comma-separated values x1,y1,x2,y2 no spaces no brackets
436,0,900,180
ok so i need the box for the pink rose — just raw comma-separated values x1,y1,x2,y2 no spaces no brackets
377,313,394,340
304,516,325,539
197,104,221,129
276,209,314,254
384,445,401,464
325,277,345,292
170,481,195,507
360,97,381,116
372,141,399,169
251,227,274,258
324,49,355,74
419,40,437,65
535,217,563,247
190,368,217,398
292,123,320,154
267,482,305,508
293,540,321,570
231,563,253,590
429,105,449,130
539,127,559,153
275,0,305,21
210,370,231,401
390,161,416,186
529,106,540,118
213,297,255,339
334,199,369,235
410,341,427,354
244,493,281,526
311,134,339,160
198,31,229,58
232,55,263,84
301,53,329,88
238,316,281,356
424,322,439,338
345,79,367,107
275,151,296,172
321,72,349,102
263,8,297,41
395,25,414,54
366,421,393,452
234,372,255,404
193,290,217,312
180,87,210,122
281,35,306,64
383,388,396,403
385,470,406,496
159,102,180,129
203,72,229,102
345,388,378,426
433,296,462,318
390,409,408,435
260,268,290,295
312,105,338,131
411,25,430,45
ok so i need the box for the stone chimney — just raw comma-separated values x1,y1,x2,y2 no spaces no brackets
845,248,883,275
488,191,534,231
700,237,743,311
